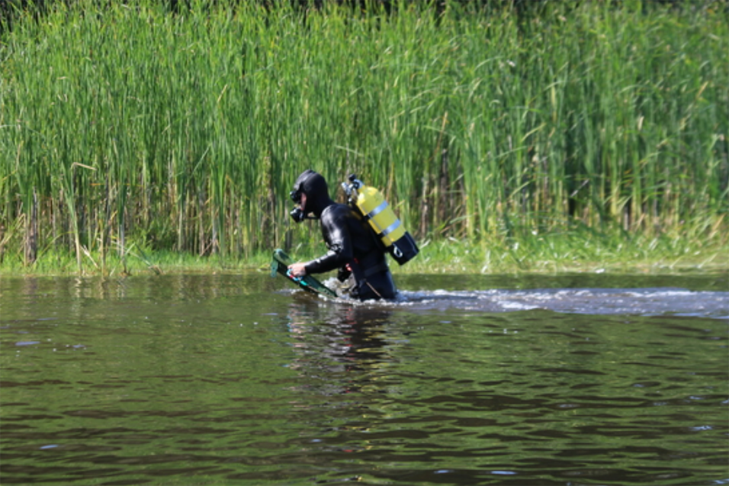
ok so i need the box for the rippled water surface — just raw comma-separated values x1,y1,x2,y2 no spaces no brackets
1,272,727,485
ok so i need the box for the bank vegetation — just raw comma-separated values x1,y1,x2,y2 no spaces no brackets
1,0,727,274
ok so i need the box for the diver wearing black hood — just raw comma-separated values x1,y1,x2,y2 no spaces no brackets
287,169,397,301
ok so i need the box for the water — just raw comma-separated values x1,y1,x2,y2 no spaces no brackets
1,272,727,485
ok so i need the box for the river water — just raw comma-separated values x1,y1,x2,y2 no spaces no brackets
1,272,727,485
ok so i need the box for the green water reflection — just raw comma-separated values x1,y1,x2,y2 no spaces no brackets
1,274,727,485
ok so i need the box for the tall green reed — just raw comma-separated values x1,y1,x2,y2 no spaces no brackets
0,0,726,270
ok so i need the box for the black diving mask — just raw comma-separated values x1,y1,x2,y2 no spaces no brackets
289,188,306,223
289,172,321,223
290,189,302,204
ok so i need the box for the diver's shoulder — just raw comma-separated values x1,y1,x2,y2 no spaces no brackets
321,203,353,219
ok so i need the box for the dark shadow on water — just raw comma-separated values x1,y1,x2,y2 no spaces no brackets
284,293,397,394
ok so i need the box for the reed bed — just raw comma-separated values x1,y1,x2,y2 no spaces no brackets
1,0,727,271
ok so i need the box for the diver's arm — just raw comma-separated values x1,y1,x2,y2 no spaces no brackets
303,208,353,275
304,251,344,274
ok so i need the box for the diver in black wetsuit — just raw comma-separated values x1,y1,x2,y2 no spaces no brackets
287,169,397,301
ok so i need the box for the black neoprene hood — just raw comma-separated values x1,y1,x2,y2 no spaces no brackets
291,169,332,216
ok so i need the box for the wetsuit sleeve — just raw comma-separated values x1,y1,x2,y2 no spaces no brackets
304,208,354,275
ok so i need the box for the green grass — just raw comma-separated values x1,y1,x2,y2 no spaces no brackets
1,224,725,277
1,0,727,273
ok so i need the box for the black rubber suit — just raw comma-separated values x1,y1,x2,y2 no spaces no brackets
292,170,397,301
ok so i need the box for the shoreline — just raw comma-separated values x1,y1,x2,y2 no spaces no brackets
2,237,726,278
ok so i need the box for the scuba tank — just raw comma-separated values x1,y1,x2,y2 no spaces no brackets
341,174,419,266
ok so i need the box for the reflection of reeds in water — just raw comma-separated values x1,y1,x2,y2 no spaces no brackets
2,1,726,269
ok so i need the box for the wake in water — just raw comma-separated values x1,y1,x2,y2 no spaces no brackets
308,279,729,319
394,287,729,318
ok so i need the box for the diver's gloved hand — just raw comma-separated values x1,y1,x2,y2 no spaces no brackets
287,262,308,278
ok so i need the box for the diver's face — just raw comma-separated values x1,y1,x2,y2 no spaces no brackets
288,187,310,224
